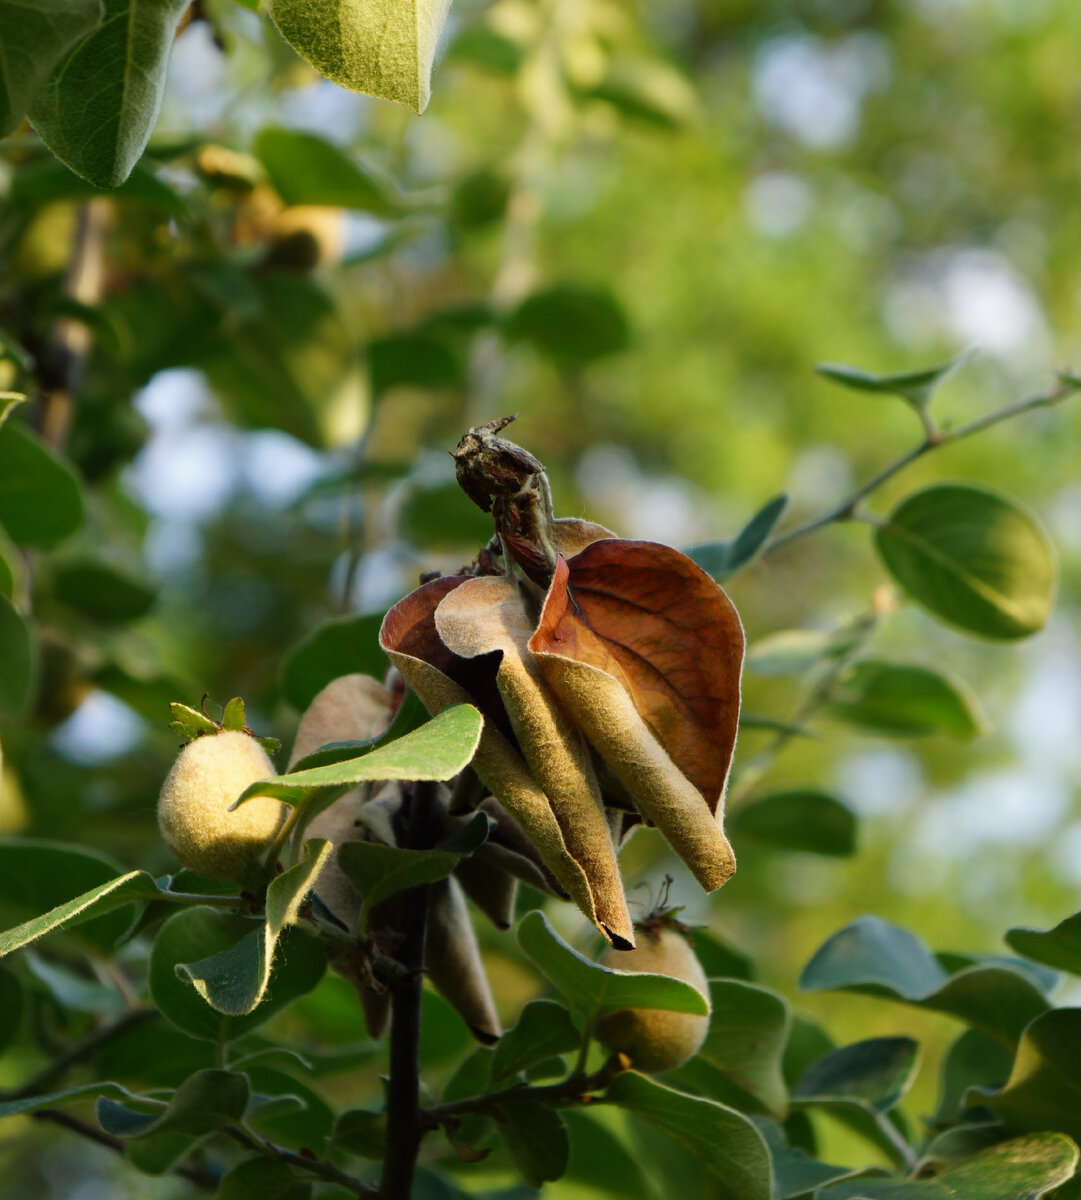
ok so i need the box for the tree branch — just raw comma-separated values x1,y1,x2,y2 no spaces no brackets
379,780,438,1200
762,377,1080,558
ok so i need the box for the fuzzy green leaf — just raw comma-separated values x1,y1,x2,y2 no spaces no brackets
490,999,580,1086
517,911,709,1024
29,0,189,187
0,0,103,137
268,0,453,114
606,1072,772,1200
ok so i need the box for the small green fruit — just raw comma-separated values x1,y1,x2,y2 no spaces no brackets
158,730,285,887
595,924,711,1072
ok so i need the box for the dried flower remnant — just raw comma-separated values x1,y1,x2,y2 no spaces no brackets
381,417,744,946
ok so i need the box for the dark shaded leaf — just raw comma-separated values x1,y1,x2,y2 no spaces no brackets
217,1157,312,1200
500,1098,569,1188
369,334,462,394
505,283,630,366
1008,913,1081,977
828,661,985,738
729,791,857,856
800,917,1049,1046
51,560,156,622
280,612,388,712
0,421,83,547
0,591,31,712
686,495,789,581
490,999,580,1086
0,0,103,137
606,1072,772,1200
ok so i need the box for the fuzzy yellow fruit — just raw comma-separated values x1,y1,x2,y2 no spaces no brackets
158,730,286,886
595,925,711,1073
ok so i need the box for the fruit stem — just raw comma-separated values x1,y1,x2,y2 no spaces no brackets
379,780,438,1200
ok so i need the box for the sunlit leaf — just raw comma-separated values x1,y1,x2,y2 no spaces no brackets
817,1132,1077,1199
269,0,453,113
874,484,1056,640
175,841,333,1016
254,127,397,214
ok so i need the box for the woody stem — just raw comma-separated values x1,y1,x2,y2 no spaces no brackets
379,780,438,1200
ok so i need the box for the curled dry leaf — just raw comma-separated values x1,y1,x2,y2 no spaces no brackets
426,876,502,1044
381,421,744,939
531,541,742,891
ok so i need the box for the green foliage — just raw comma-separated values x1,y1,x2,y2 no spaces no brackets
518,910,710,1022
29,0,189,187
2,2,1081,1197
874,485,1057,640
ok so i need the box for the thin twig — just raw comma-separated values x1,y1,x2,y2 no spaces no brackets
421,1055,623,1129
31,1109,219,1191
225,1125,377,1197
8,1007,159,1101
762,379,1079,558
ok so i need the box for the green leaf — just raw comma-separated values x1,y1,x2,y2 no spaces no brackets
167,703,219,740
333,1108,387,1159
517,911,710,1024
253,127,397,214
686,495,789,581
149,906,326,1041
562,1109,653,1200
0,966,22,1053
874,484,1056,641
175,841,333,1016
217,1157,312,1200
96,1067,248,1140
0,421,83,547
1007,913,1081,977
338,842,458,931
582,56,699,129
24,949,123,1015
747,630,835,676
816,1132,1078,1199
490,999,580,1086
280,613,388,711
500,1098,570,1188
29,0,190,187
244,1064,335,1149
792,1038,919,1167
8,158,184,209
692,929,757,982
827,661,985,739
235,705,483,810
0,844,160,955
290,689,428,773
0,393,26,430
222,697,247,733
505,283,631,366
197,272,365,450
755,1117,886,1200
669,980,789,1117
799,917,1049,1046
268,0,453,114
0,591,31,712
51,559,156,622
369,334,462,395
974,1009,1081,1143
933,1028,1015,1127
0,0,104,137
815,349,974,408
728,791,857,857
399,477,498,549
606,1072,772,1200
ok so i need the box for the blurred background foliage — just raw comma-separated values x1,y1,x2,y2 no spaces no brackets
2,0,1081,1193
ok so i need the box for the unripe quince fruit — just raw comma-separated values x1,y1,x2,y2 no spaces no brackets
595,924,711,1073
158,729,286,887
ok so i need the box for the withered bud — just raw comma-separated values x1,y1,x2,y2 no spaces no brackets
451,415,546,513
